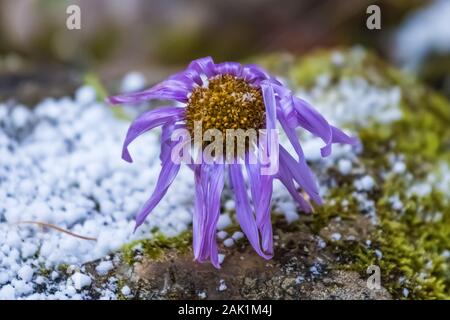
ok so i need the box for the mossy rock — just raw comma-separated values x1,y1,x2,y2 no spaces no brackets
86,47,449,300
259,47,450,299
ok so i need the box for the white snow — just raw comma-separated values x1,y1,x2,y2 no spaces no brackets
394,0,450,69
17,265,33,282
231,231,244,241
389,195,403,211
218,279,227,292
224,200,235,211
223,238,234,247
375,249,383,260
338,159,353,175
217,214,232,230
71,272,92,290
408,163,450,199
216,231,228,240
120,285,131,296
297,76,402,127
11,106,31,128
317,238,327,249
75,86,97,105
392,161,406,174
0,284,16,300
120,72,146,93
354,176,375,192
95,261,114,276
330,233,342,241
0,85,195,299
295,275,305,284
403,288,410,298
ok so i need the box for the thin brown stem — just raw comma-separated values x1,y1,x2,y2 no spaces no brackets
12,220,97,241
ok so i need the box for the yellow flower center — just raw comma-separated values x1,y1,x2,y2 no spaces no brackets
185,74,265,153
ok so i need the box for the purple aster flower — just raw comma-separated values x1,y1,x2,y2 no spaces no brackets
108,57,357,268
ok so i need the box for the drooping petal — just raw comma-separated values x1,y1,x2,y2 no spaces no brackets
229,164,272,260
292,97,334,157
160,122,175,163
192,163,224,268
160,123,188,163
276,164,313,213
169,69,203,87
279,145,322,205
134,129,182,228
276,110,320,208
274,85,357,157
122,107,185,163
331,125,359,145
260,82,279,171
277,108,305,161
192,165,204,260
245,159,274,255
108,76,194,105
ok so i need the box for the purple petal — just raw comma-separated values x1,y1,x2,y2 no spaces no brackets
134,141,181,229
213,62,243,78
187,56,216,79
169,69,203,87
160,122,175,163
241,64,283,86
279,145,323,205
192,164,224,268
277,110,321,206
108,78,193,105
292,97,333,157
122,107,185,163
277,164,313,213
229,164,273,260
260,82,278,169
160,123,187,163
245,160,274,255
277,108,305,161
331,126,359,145
261,82,277,132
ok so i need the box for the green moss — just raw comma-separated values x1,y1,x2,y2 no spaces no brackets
38,267,52,278
306,176,449,299
57,263,70,274
121,231,192,265
116,278,128,300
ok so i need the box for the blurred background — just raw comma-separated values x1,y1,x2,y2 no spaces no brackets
0,0,449,104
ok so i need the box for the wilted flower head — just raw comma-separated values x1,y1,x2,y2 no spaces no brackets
108,57,357,268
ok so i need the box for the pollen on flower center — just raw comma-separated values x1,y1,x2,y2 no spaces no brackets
185,74,266,139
